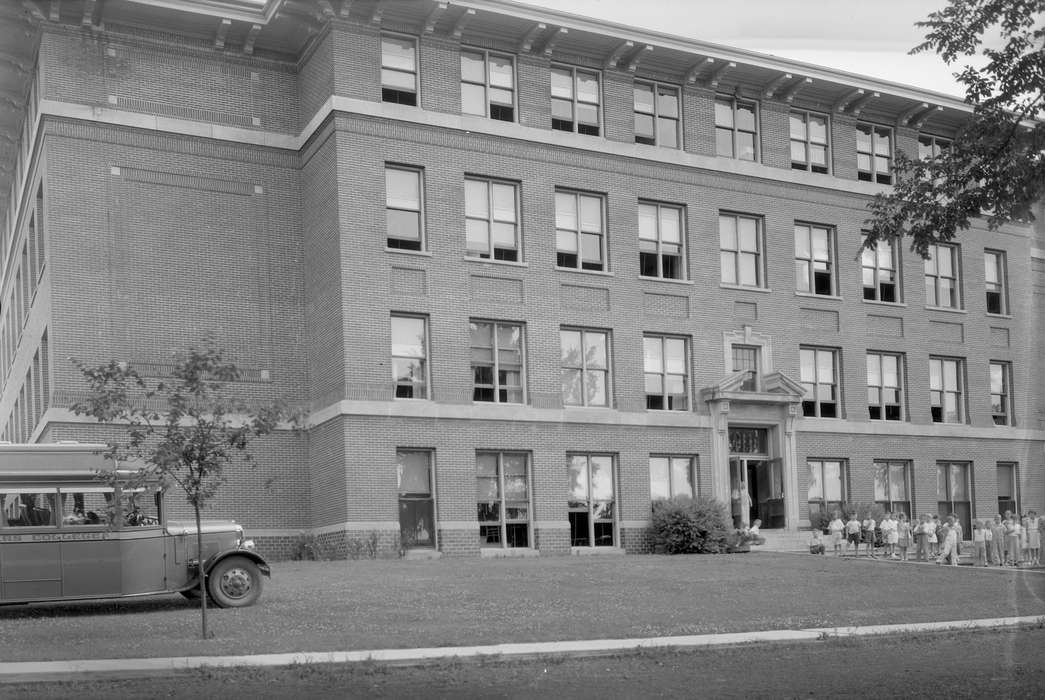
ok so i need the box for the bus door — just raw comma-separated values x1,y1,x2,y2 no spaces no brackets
116,486,167,594
0,489,62,600
55,487,122,598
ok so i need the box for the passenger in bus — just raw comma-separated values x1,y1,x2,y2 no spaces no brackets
63,507,87,525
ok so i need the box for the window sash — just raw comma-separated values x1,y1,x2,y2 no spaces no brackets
470,321,525,404
649,456,695,500
552,66,601,134
381,35,417,95
391,316,428,399
800,347,839,418
555,191,605,271
634,82,680,147
789,111,828,172
465,178,519,261
866,352,902,421
644,336,688,411
385,167,423,248
807,460,845,505
861,239,898,302
638,202,684,279
461,49,515,120
924,244,960,308
568,453,616,547
794,224,834,295
719,214,762,287
989,362,1010,425
929,357,964,423
561,328,610,407
477,452,530,548
856,124,892,183
984,251,1006,314
715,97,758,160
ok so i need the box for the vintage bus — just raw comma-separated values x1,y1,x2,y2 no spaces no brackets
0,442,269,607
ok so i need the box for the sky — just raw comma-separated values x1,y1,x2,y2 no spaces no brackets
519,0,968,98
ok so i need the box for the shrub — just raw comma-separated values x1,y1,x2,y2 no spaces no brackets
650,496,731,554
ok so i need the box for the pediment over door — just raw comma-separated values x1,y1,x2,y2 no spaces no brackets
700,371,805,406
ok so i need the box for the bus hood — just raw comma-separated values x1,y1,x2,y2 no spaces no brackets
166,520,243,536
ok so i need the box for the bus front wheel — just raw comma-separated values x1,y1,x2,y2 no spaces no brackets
207,556,263,608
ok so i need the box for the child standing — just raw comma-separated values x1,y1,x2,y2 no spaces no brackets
938,515,959,566
844,513,861,556
990,515,1005,565
828,512,844,556
972,520,987,566
983,518,994,565
880,512,898,559
927,515,940,558
1004,515,1020,566
1026,510,1040,566
896,513,912,561
861,513,877,558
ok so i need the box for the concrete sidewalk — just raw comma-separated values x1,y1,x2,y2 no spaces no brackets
2,614,1043,684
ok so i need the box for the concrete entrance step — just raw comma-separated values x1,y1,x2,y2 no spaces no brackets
753,530,812,553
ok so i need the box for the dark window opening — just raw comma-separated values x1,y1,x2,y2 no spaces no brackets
387,238,421,251
490,105,514,121
382,88,417,106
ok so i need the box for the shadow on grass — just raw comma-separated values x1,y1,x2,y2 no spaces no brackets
0,595,195,619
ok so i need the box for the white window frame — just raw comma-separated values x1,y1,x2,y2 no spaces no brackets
390,315,429,400
856,123,892,184
477,451,532,549
643,335,689,411
874,460,911,517
984,249,1008,315
551,65,601,136
555,190,606,272
794,223,836,296
380,33,418,105
924,243,962,309
989,360,1012,426
917,134,951,160
929,356,965,424
560,327,611,408
866,352,904,421
469,320,525,404
861,238,900,303
807,459,847,518
385,165,424,251
800,347,840,418
715,96,758,161
638,201,685,280
789,110,829,173
719,212,764,288
464,177,520,262
568,453,617,548
461,48,515,122
649,455,697,501
634,80,681,148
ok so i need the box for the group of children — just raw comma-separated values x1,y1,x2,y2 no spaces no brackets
808,509,1042,567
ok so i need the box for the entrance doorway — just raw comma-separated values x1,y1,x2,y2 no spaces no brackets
728,428,785,529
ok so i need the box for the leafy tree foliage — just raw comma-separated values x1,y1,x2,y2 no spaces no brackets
650,496,731,554
865,0,1043,258
71,336,297,637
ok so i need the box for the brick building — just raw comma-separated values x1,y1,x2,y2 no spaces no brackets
0,0,1041,558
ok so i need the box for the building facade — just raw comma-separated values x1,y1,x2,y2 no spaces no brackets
0,0,1041,558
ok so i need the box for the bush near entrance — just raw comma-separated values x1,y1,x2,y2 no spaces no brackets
650,496,731,553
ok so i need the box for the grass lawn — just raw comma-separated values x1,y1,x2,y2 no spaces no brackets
1,553,1043,662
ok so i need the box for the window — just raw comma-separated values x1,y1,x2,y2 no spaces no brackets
861,238,899,302
800,347,839,418
397,450,435,548
644,335,688,410
470,320,524,403
561,328,610,407
0,490,57,527
385,166,423,250
808,459,846,520
929,356,964,423
856,123,892,184
461,49,514,121
555,190,605,271
866,352,903,421
477,452,530,548
715,97,757,160
465,178,519,261
391,315,428,399
996,462,1018,515
731,344,759,392
58,488,114,527
984,250,1007,314
568,453,616,547
381,34,417,105
924,243,961,308
937,461,972,536
790,110,828,173
794,223,835,296
634,81,680,148
989,361,1012,426
649,456,696,500
551,66,600,135
874,461,911,518
917,134,951,160
638,202,684,279
719,213,763,287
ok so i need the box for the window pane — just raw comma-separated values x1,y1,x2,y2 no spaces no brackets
874,463,889,501
466,219,489,254
386,210,420,241
738,219,758,252
638,204,657,240
824,462,842,501
491,184,516,222
587,332,607,368
634,84,655,112
461,83,486,115
789,113,806,140
555,192,577,230
464,179,488,217
579,196,602,231
809,115,827,141
890,464,907,500
643,337,662,373
649,458,669,500
719,216,737,249
590,456,614,500
577,74,599,103
735,103,755,130
489,56,513,87
391,317,424,357
660,208,681,243
382,36,415,70
664,338,685,373
671,458,692,497
386,169,419,208
550,68,572,98
808,463,823,500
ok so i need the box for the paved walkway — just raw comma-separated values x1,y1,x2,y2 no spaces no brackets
2,614,1043,683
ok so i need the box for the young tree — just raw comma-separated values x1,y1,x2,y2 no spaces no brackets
71,337,295,638
864,0,1044,258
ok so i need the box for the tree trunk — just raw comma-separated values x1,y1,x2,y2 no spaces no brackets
194,503,208,639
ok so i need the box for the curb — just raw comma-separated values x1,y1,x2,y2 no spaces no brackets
2,615,1043,683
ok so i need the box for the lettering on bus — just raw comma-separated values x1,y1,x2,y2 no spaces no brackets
0,532,111,543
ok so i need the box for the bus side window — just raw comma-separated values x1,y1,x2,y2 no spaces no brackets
59,489,113,526
1,491,57,527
